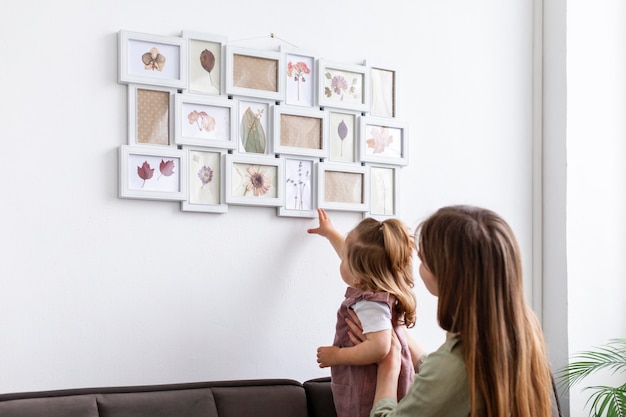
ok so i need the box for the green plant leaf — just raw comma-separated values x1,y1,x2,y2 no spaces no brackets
240,107,266,153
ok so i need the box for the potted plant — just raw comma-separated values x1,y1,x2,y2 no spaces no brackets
558,338,626,417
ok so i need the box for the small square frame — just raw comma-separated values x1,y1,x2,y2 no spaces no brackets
225,46,284,101
224,154,284,207
317,162,369,212
366,164,398,219
277,156,318,218
318,59,369,112
174,94,237,149
181,146,228,213
236,98,274,154
118,30,187,89
273,105,328,158
281,45,317,107
359,116,408,166
128,84,176,146
182,30,227,96
119,145,187,201
328,110,360,163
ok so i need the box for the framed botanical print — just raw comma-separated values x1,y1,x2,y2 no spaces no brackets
277,156,317,218
281,45,316,107
328,110,359,163
366,164,398,219
181,146,228,213
317,59,369,112
182,30,227,96
359,116,408,166
174,94,236,149
224,154,284,207
367,60,396,118
236,98,273,154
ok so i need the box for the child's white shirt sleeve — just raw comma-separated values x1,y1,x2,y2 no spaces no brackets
351,300,392,334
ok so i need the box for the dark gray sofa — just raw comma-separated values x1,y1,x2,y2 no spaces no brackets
0,377,336,417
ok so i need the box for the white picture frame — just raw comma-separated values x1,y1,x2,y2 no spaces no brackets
127,84,176,147
359,116,408,166
225,46,284,101
236,98,274,154
317,59,369,112
224,154,284,207
365,60,396,118
181,146,228,213
277,156,318,218
328,110,360,163
182,30,227,96
118,30,187,89
273,105,328,158
174,94,237,149
281,45,317,107
119,145,187,201
317,162,369,212
366,164,398,219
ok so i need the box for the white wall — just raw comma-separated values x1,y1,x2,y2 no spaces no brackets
0,0,539,399
567,0,626,415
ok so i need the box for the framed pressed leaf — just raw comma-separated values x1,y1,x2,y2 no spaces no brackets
236,98,274,154
328,110,360,163
119,145,187,201
182,30,227,96
359,116,408,166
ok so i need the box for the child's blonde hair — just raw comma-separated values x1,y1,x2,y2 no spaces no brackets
346,217,416,327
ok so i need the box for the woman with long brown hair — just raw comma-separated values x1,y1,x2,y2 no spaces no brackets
368,205,559,417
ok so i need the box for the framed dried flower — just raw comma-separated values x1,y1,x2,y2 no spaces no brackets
118,30,187,89
224,154,284,207
277,156,318,218
358,116,408,166
174,94,237,150
181,146,228,213
281,46,317,108
317,59,369,112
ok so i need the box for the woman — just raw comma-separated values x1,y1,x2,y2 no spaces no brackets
356,205,559,417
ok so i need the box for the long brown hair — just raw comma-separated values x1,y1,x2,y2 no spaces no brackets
417,205,553,417
347,217,417,327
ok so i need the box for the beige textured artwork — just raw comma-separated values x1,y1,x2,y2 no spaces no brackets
324,171,362,204
233,54,278,92
280,115,321,149
137,89,169,145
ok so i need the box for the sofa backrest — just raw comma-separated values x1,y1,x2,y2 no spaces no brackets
0,378,321,417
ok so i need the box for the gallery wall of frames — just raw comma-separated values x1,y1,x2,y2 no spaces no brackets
117,30,409,218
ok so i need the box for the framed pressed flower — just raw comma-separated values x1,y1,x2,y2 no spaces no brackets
236,98,274,154
273,105,328,159
277,156,318,218
174,94,237,149
358,116,408,166
182,30,227,96
119,145,187,201
317,59,370,112
366,60,396,118
281,45,317,107
181,146,228,213
225,46,284,101
118,30,187,89
317,162,369,212
365,164,398,219
128,84,176,147
224,154,284,207
328,110,360,163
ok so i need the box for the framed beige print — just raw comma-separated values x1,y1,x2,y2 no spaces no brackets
118,30,186,89
128,84,176,146
367,60,396,118
359,116,408,166
224,154,284,207
317,162,369,212
317,59,369,112
277,156,317,218
366,164,397,219
328,110,359,163
174,94,236,149
273,105,328,158
119,145,187,201
182,30,227,96
181,146,227,213
225,46,284,101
